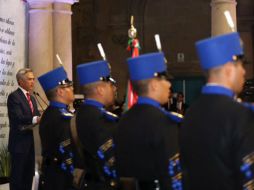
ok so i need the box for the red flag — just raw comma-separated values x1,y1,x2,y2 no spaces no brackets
125,38,141,110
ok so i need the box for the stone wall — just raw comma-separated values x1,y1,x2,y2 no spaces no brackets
72,0,253,100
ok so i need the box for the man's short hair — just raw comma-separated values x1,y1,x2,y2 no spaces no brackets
206,64,224,79
81,81,104,98
131,79,152,96
16,68,33,82
45,87,58,101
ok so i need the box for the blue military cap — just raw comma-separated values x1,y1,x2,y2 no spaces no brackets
38,66,72,92
196,32,244,70
127,52,167,81
77,60,115,85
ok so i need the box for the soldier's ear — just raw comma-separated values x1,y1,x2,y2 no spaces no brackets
55,87,64,97
149,78,159,92
224,62,235,79
96,84,105,96
55,87,60,96
220,62,236,88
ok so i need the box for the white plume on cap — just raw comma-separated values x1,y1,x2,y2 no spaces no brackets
224,10,235,32
97,43,106,60
154,34,168,63
154,34,162,51
56,54,63,65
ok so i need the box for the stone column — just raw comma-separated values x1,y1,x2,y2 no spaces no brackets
27,1,55,178
52,0,76,80
27,0,54,104
27,0,54,74
211,0,237,36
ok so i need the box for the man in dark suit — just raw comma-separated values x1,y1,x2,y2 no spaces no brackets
76,60,118,190
116,52,183,190
170,92,188,115
180,32,254,190
7,68,41,190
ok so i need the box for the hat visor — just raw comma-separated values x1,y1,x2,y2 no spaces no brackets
156,71,174,80
108,77,116,85
101,76,116,85
59,79,73,87
232,54,244,62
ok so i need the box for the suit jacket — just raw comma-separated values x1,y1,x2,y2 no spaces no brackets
170,101,189,115
7,88,40,154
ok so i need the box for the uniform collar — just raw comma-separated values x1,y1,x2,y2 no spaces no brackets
84,99,118,121
137,97,161,108
84,99,104,109
138,96,183,123
202,84,235,98
50,101,68,108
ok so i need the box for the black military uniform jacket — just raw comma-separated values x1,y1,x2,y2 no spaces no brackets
116,97,183,190
180,85,254,190
39,101,75,190
76,99,118,185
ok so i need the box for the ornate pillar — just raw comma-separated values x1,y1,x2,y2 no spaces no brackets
27,1,54,180
27,0,54,98
27,0,77,102
53,0,76,80
211,0,237,36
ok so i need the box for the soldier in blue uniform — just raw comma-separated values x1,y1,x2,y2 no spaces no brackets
76,60,118,189
37,67,77,190
115,52,183,190
179,32,254,190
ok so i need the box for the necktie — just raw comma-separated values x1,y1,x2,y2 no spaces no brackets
26,92,34,114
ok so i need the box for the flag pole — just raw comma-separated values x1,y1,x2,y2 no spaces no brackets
124,15,140,111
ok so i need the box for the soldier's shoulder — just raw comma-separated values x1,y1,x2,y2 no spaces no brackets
59,108,74,119
103,111,119,122
166,111,184,123
241,102,254,111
